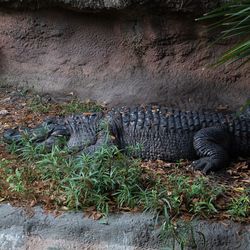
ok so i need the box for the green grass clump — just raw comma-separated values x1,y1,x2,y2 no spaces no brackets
1,135,244,220
59,99,103,115
2,137,145,215
228,192,250,217
27,96,52,113
6,168,26,193
27,95,103,115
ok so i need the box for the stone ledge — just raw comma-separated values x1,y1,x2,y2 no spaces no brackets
0,0,227,14
0,204,249,250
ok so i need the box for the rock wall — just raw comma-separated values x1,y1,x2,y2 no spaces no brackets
0,0,249,110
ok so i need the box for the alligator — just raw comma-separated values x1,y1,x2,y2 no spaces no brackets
3,106,250,174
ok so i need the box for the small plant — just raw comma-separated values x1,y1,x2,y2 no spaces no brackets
228,192,250,217
160,207,201,250
190,198,218,215
0,159,11,169
6,168,26,193
59,99,103,115
27,93,104,115
167,175,223,216
28,96,51,113
138,178,171,215
6,140,19,155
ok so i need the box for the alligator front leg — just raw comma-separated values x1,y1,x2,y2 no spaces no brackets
192,127,231,174
78,131,114,155
65,113,107,153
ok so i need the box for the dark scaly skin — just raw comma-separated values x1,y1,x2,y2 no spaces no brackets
3,106,250,173
65,112,106,153
108,107,250,167
62,106,250,173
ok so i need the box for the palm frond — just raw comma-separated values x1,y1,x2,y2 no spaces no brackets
197,0,250,66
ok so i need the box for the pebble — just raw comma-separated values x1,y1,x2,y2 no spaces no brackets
0,97,11,103
0,110,9,116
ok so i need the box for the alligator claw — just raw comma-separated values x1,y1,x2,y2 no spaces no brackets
192,158,214,174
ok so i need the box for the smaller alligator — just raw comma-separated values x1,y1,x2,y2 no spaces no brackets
3,106,250,174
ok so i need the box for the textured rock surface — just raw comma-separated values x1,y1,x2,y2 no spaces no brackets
0,204,249,250
0,0,226,14
0,1,249,110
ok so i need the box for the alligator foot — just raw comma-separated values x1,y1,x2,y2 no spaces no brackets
65,113,104,153
192,157,225,174
193,127,231,174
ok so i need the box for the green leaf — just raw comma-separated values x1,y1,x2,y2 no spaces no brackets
197,0,250,66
